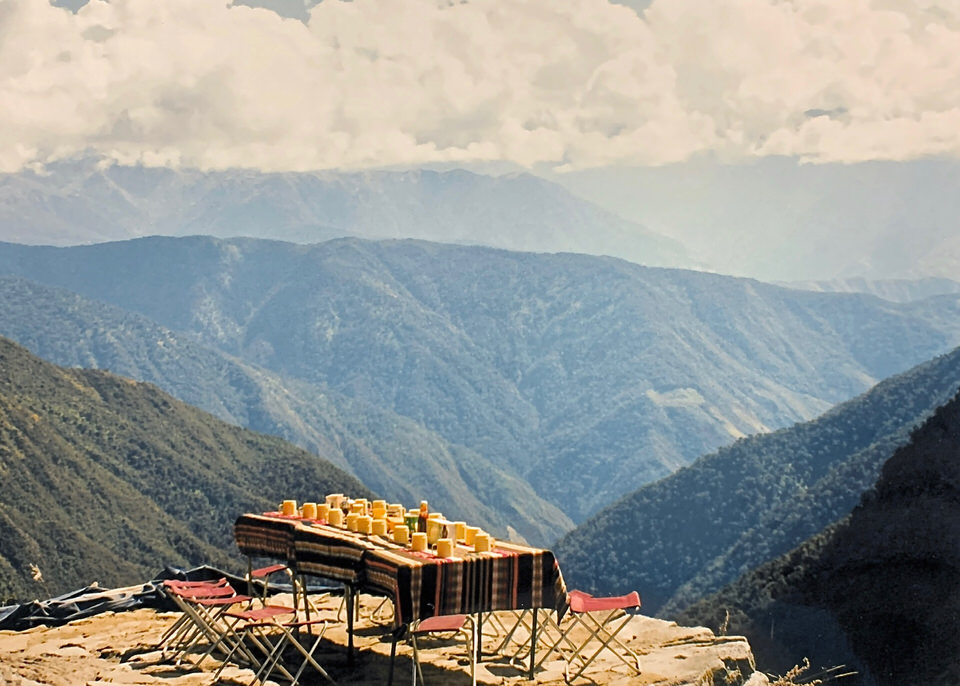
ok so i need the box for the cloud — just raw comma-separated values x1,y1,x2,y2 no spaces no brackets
2,0,960,173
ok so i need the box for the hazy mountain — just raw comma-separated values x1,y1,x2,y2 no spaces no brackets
0,157,688,268
679,386,960,686
0,336,370,602
553,344,960,616
0,276,571,546
556,157,960,281
3,236,960,525
776,276,960,304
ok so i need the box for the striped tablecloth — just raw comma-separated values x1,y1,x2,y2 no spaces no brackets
292,521,382,584
232,513,568,623
363,538,568,625
234,513,301,561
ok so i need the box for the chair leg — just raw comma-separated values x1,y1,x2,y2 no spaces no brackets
564,610,642,682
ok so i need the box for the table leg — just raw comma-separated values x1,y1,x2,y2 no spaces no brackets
475,612,484,662
528,608,539,679
346,585,355,665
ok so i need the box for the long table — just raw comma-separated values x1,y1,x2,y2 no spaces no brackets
234,512,568,675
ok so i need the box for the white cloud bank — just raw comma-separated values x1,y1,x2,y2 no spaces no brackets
3,0,960,172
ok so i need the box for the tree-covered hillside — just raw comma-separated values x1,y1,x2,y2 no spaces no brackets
554,344,960,615
2,236,960,522
0,337,370,602
0,276,570,545
679,387,960,686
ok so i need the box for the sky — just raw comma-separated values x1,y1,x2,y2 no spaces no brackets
4,0,960,175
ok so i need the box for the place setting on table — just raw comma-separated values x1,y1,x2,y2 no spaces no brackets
233,493,569,678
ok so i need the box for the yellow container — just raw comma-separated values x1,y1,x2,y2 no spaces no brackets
372,519,388,536
301,502,317,519
426,518,443,545
281,500,297,516
453,521,466,541
327,508,343,527
464,526,480,545
317,503,330,521
346,513,360,531
436,538,454,558
358,515,372,534
474,533,493,553
394,524,410,544
411,532,428,552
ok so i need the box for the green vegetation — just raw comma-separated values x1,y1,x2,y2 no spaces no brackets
554,344,960,616
0,276,571,545
679,387,960,686
2,237,960,527
0,337,370,603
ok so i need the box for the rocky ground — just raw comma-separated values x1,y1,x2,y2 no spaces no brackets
0,592,766,686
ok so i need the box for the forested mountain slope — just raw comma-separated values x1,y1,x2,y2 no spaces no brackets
0,337,369,602
3,236,960,521
0,276,570,545
554,344,960,615
679,387,960,686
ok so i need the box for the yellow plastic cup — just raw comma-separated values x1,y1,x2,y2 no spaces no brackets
464,526,480,545
453,521,466,541
436,538,454,558
394,524,410,544
372,519,388,536
301,502,317,519
474,533,492,553
281,500,297,516
411,532,428,552
327,508,343,527
317,503,330,521
346,513,360,531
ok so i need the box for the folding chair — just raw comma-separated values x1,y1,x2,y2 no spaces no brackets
159,579,259,666
536,590,642,681
246,562,293,606
214,615,337,686
388,614,476,686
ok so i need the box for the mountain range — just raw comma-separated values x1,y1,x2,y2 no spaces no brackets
0,336,369,602
3,236,960,529
554,342,960,620
0,158,687,268
0,276,569,546
557,157,960,281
